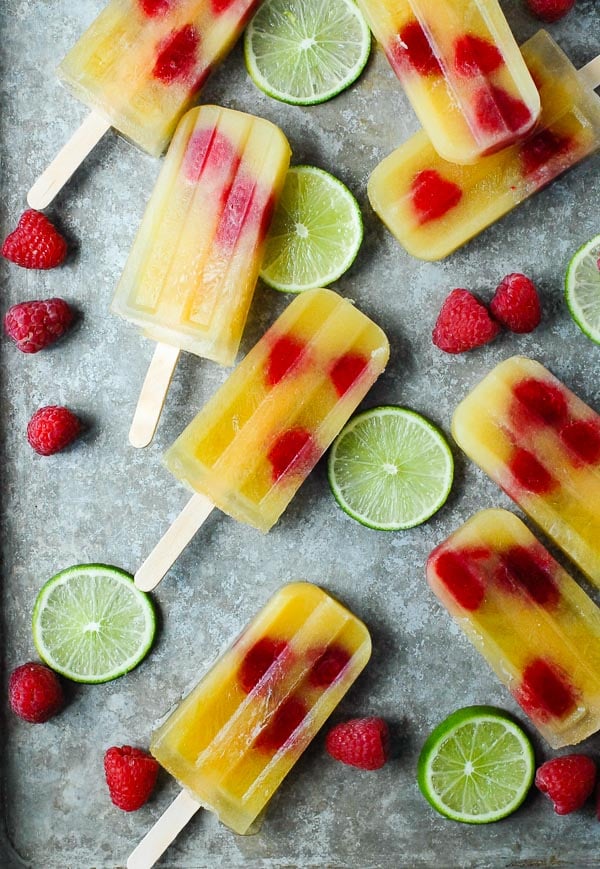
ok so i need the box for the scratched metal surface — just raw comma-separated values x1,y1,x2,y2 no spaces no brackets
1,0,600,866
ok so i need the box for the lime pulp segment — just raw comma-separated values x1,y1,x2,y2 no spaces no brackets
327,406,454,530
260,165,363,293
32,564,156,683
565,233,600,344
417,706,535,824
244,0,371,106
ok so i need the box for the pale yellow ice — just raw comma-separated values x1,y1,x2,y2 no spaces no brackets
112,105,291,365
59,0,261,156
151,582,371,834
164,288,390,531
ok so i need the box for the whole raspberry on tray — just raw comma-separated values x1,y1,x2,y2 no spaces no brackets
2,210,68,269
8,662,65,723
325,717,390,770
432,288,501,354
535,754,597,814
5,298,74,353
524,0,575,23
27,405,82,456
104,746,159,811
490,273,541,333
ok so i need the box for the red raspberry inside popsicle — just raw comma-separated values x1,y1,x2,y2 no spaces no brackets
309,645,351,687
410,170,462,224
183,128,237,182
520,129,574,179
454,34,504,77
559,419,600,465
389,21,442,76
495,546,560,608
516,658,578,722
266,336,307,386
430,548,487,611
329,353,369,397
153,24,200,84
239,637,289,693
267,428,318,482
139,0,176,17
510,378,569,429
507,447,557,495
254,696,308,752
475,85,532,134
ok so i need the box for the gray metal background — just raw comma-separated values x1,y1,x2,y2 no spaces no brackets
1,1,599,866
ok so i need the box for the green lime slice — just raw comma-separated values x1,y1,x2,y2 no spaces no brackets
32,564,156,684
565,233,600,344
327,406,453,531
418,706,535,824
244,0,371,106
260,165,363,293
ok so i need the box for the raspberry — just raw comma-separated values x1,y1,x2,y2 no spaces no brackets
8,662,64,723
410,170,462,224
524,0,575,23
267,427,317,482
4,298,74,353
266,336,307,386
454,34,504,77
153,24,199,84
432,289,501,354
104,746,159,811
535,755,596,814
490,274,541,333
329,353,369,396
2,210,67,270
325,717,390,770
27,406,82,456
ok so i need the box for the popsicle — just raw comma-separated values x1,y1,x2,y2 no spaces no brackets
27,0,262,209
127,582,371,867
356,0,540,164
452,356,600,588
427,509,600,748
134,288,389,590
111,104,291,447
368,30,600,261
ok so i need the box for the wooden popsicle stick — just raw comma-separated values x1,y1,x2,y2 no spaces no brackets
27,110,111,210
129,343,181,449
579,54,600,90
127,789,201,869
135,493,215,591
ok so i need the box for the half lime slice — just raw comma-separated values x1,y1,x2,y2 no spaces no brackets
244,0,371,106
260,165,363,293
565,233,600,344
327,406,453,530
32,564,156,683
418,706,535,824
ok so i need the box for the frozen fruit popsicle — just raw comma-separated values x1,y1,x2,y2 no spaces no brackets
28,0,261,209
356,0,540,164
452,356,600,588
427,509,600,748
368,31,600,261
111,104,291,447
134,288,389,590
127,582,371,867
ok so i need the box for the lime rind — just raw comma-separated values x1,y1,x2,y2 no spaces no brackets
565,233,600,344
417,706,535,824
32,564,156,684
327,406,454,531
260,165,363,293
244,0,371,106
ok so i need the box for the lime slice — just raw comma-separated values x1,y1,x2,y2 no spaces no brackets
327,406,453,531
565,233,600,344
418,706,535,824
32,564,156,683
260,165,363,293
244,0,371,106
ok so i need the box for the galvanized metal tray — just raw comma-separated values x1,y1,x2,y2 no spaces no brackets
2,1,600,866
